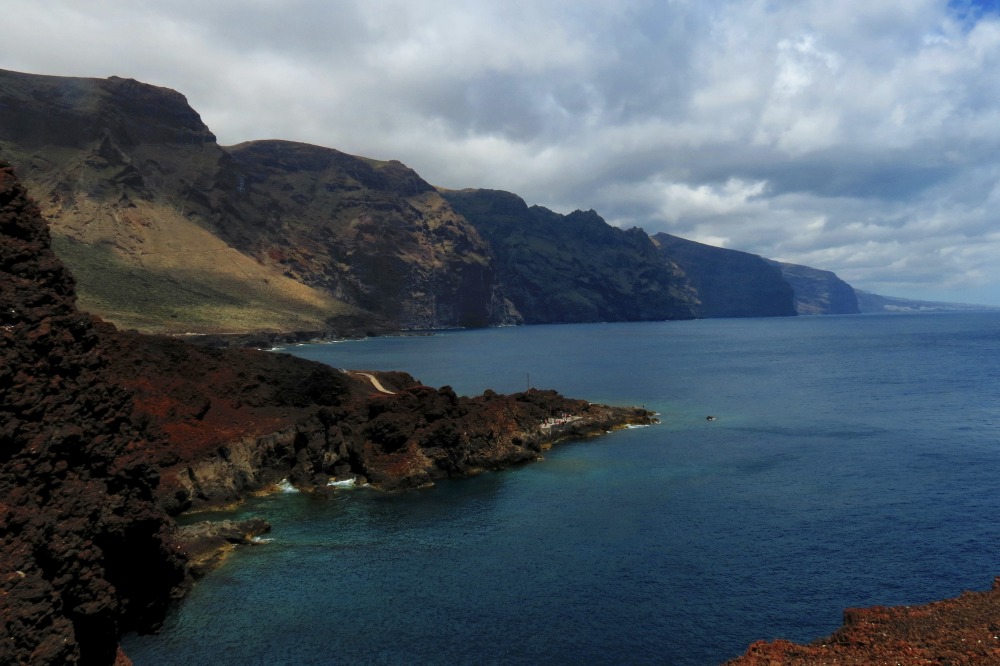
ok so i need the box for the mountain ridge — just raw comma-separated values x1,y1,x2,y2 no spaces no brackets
0,67,973,336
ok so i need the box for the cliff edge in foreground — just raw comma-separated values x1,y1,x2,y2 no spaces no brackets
1,162,185,665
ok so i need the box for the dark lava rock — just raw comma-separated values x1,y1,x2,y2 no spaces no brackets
0,161,185,665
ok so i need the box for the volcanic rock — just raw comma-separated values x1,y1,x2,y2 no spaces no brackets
726,577,1000,665
0,161,185,665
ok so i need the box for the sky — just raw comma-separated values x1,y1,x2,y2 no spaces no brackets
4,0,1000,304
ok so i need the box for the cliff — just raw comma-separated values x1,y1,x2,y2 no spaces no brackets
769,260,860,315
0,68,518,334
3,67,889,333
442,188,699,323
218,140,520,329
652,233,797,318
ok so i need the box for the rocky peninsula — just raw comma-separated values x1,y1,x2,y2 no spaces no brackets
0,162,652,664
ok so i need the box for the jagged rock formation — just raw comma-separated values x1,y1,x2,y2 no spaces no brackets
652,233,796,318
172,519,272,577
442,188,698,323
727,577,1000,665
0,68,518,334
100,325,653,505
769,260,860,315
0,162,185,665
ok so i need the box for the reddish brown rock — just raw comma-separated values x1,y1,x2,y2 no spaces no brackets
726,578,1000,665
1,161,185,665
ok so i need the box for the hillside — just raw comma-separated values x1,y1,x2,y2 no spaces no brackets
442,188,699,323
0,68,518,335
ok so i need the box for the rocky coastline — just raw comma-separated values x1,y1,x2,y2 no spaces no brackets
8,157,1000,665
0,161,652,664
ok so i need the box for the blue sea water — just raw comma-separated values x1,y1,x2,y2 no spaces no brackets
123,313,1000,665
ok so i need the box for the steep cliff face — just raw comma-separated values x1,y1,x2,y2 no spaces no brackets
0,68,517,334
652,232,797,318
0,162,185,665
769,260,859,315
442,188,698,323
217,141,520,329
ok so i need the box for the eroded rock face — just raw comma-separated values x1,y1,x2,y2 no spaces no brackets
443,188,699,324
769,260,860,315
0,162,185,665
652,232,797,318
222,141,522,330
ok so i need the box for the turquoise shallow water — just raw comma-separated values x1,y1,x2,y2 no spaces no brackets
124,313,1000,664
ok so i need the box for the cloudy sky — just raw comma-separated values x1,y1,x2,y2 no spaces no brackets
5,0,1000,303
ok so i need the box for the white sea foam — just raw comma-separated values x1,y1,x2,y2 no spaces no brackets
251,536,274,544
626,423,652,429
277,479,299,493
328,477,366,488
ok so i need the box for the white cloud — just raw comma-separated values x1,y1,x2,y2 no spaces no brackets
3,0,1000,304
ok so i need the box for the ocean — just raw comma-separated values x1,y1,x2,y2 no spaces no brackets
123,313,1000,665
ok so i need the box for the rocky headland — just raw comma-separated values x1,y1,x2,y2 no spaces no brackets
0,161,652,664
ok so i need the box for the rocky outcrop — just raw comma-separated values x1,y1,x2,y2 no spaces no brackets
332,386,654,491
652,232,797,318
727,577,1000,665
101,325,655,504
769,260,859,315
0,161,185,665
442,188,698,323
